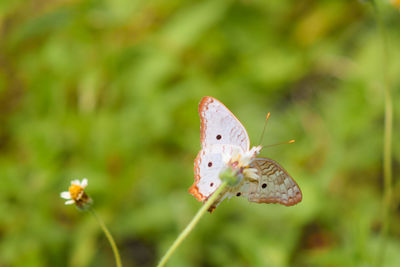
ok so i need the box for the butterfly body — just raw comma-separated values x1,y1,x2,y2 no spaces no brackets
189,96,302,210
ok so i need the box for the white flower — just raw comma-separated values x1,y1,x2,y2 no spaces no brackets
60,178,91,208
222,146,262,181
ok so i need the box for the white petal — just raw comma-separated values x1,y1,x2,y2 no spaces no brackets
224,147,241,164
248,146,262,157
240,156,251,167
60,191,71,199
65,200,75,205
71,179,80,185
81,178,88,188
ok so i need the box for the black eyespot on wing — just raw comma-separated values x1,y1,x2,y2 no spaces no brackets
236,192,241,197
216,135,222,140
262,183,267,189
208,162,212,167
210,183,214,187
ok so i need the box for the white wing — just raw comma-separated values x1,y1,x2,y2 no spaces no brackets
190,144,241,201
190,97,251,201
198,96,250,151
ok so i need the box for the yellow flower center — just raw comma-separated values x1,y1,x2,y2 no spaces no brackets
69,184,84,201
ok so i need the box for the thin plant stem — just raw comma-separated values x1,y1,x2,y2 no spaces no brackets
157,181,229,267
89,208,122,267
371,0,393,265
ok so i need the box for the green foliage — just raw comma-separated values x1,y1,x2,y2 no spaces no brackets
0,0,399,266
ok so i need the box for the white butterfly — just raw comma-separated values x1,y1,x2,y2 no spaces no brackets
189,96,302,211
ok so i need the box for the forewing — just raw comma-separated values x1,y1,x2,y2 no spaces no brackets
199,96,250,151
247,158,302,206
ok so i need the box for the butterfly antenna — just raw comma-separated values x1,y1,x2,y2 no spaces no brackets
263,139,295,148
258,112,270,146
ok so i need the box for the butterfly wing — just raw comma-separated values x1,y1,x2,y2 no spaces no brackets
198,96,250,151
190,144,241,201
190,96,251,202
247,158,302,206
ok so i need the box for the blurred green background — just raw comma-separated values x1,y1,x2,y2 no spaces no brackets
1,0,399,266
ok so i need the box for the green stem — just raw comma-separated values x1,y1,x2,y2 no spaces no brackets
157,181,229,267
89,208,123,267
371,1,393,265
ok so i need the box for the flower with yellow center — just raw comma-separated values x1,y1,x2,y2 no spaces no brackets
391,0,400,9
221,145,262,183
60,178,92,208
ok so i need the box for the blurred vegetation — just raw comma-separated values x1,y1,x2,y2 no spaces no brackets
0,0,400,266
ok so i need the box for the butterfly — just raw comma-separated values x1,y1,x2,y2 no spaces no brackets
189,96,302,211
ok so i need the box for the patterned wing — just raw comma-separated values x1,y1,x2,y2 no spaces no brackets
247,158,302,206
199,96,250,152
190,144,240,201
